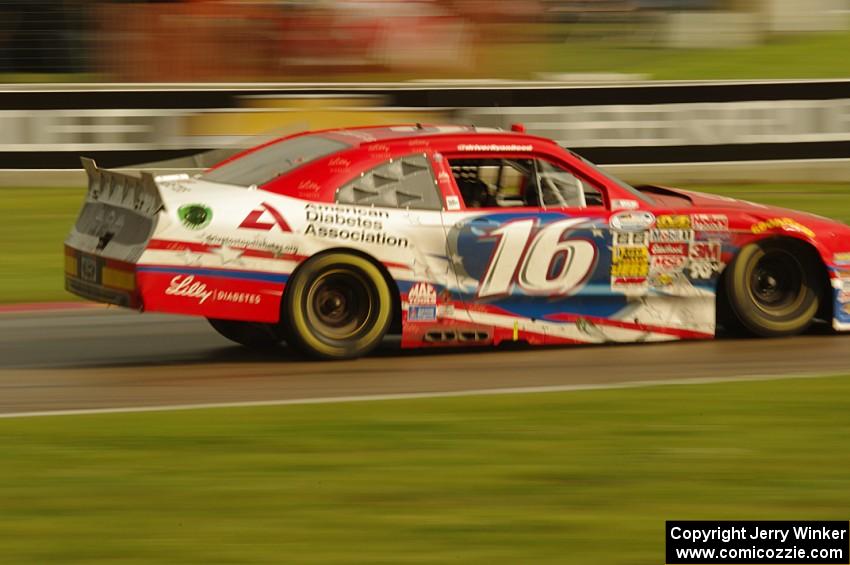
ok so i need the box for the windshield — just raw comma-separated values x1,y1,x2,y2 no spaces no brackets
569,150,655,205
201,135,351,187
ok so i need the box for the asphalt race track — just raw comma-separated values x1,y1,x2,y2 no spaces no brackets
1,308,850,416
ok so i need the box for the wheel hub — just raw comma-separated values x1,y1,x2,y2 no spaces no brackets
317,289,350,325
748,250,803,312
306,269,374,340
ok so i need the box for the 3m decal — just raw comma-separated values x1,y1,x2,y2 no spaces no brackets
689,241,722,262
239,202,292,232
688,242,724,279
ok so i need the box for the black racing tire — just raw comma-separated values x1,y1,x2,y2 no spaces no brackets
207,318,284,349
284,252,393,360
724,239,822,337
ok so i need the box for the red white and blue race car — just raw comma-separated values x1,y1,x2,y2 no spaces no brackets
65,125,850,359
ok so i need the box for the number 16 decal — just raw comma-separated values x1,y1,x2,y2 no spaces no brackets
478,218,596,298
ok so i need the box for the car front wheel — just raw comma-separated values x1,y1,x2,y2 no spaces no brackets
724,239,822,337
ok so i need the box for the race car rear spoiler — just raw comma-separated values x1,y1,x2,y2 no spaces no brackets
80,157,164,218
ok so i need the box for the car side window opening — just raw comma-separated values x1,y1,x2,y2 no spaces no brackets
449,157,604,209
335,154,443,211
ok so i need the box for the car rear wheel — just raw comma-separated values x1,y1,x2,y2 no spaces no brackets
724,239,821,337
284,253,392,359
207,318,285,349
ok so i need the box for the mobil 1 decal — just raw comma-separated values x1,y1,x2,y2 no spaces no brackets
446,212,629,318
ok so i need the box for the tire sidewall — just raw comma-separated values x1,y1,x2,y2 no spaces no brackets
285,253,392,359
725,239,820,337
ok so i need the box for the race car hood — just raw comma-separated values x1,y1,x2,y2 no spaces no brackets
636,184,850,251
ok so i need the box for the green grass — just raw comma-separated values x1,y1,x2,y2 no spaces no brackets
682,183,850,225
2,183,850,303
0,187,84,303
504,29,850,80
0,376,849,562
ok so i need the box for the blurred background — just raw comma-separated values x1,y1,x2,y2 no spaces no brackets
2,0,850,82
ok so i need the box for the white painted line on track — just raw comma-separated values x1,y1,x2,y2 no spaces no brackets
0,370,845,420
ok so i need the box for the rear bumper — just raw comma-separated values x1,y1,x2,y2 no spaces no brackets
64,245,140,309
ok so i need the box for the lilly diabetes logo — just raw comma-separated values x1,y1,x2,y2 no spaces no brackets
447,212,606,299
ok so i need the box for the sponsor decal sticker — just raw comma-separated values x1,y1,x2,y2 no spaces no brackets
649,242,688,256
650,228,694,243
327,156,352,171
611,199,639,210
611,276,648,294
649,271,687,288
456,144,533,152
303,203,409,248
614,231,647,246
611,246,649,277
751,217,815,238
689,241,722,262
177,204,212,230
610,211,655,233
445,195,461,210
407,282,438,322
691,213,729,231
651,254,687,272
239,202,292,232
688,241,724,279
297,180,322,194
203,234,298,258
165,274,213,304
834,252,850,265
656,215,691,230
164,275,262,305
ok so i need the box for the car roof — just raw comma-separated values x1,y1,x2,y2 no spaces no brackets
316,124,558,150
